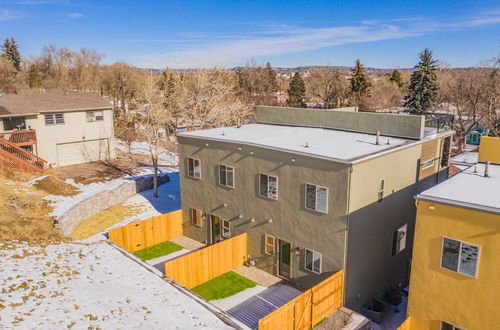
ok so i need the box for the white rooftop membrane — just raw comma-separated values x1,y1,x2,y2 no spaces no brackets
179,124,412,162
418,163,500,213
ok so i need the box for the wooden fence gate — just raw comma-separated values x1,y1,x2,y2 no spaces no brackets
258,270,344,330
108,210,183,252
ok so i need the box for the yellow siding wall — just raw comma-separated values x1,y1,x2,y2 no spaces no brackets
478,136,500,163
408,201,500,330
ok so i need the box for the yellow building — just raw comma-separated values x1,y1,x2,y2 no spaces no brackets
407,140,500,330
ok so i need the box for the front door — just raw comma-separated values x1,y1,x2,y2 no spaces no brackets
209,214,222,244
278,239,291,278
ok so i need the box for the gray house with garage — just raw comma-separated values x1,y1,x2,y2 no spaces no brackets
0,92,115,167
177,106,453,312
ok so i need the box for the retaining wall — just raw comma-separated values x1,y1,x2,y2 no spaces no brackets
55,174,169,236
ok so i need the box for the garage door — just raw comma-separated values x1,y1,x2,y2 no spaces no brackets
56,138,110,166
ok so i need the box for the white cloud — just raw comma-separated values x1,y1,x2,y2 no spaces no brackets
131,10,500,68
0,9,23,21
67,12,85,19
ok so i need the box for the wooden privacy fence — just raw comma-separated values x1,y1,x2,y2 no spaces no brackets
398,316,412,330
108,210,183,252
259,270,344,330
164,233,248,289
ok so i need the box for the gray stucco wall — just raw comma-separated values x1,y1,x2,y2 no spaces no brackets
55,174,169,236
256,106,425,139
178,136,349,289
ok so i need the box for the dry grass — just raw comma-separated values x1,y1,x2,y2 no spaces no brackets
70,202,144,240
0,170,61,243
33,176,81,196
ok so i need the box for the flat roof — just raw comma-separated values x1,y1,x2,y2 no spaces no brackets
178,123,414,163
417,163,500,214
0,92,111,116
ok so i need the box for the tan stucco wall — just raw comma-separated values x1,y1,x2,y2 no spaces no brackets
21,108,115,166
178,136,349,286
408,201,500,330
349,145,421,213
256,106,425,139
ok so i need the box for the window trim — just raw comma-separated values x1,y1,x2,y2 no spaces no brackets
186,157,201,179
259,173,279,200
221,219,230,238
44,113,65,125
264,234,275,255
377,179,385,203
304,248,322,274
86,110,104,122
218,164,235,188
304,183,329,214
392,223,408,256
421,159,435,169
441,320,465,330
440,236,480,279
190,208,203,227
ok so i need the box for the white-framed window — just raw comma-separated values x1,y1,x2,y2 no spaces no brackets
421,159,435,169
264,234,275,255
219,165,234,188
259,174,278,200
187,157,201,179
441,237,480,278
305,249,322,274
305,184,328,213
377,179,385,203
441,321,465,330
44,113,64,125
221,219,230,238
190,208,203,227
392,224,408,256
86,110,104,122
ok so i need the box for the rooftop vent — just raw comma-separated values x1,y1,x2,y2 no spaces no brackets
484,161,490,177
376,131,380,145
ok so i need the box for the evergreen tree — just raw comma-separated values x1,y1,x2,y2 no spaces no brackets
160,69,177,109
265,62,278,92
288,72,306,107
28,64,42,89
1,38,21,72
404,48,439,114
390,69,404,89
349,59,371,108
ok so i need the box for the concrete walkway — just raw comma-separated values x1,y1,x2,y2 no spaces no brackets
233,265,282,287
171,236,205,250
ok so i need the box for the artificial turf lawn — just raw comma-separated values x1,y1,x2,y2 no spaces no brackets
133,241,183,261
191,271,257,301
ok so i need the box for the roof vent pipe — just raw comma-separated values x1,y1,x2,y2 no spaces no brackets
484,161,490,177
375,131,380,145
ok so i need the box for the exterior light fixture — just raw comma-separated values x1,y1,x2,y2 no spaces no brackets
201,214,207,221
223,203,228,207
237,146,242,151
205,143,209,147
293,247,301,256
238,215,243,219
250,151,254,155
267,218,273,223
250,218,255,223
291,158,296,163
428,205,435,210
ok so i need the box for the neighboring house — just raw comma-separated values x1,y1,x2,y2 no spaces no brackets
177,106,454,312
0,92,115,168
407,137,500,330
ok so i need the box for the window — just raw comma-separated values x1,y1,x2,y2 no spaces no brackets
221,219,230,238
421,159,435,169
441,321,465,330
305,184,328,213
259,174,278,200
187,157,201,179
305,249,322,274
44,113,64,125
190,208,203,227
377,179,385,203
441,237,480,278
2,117,25,131
86,110,104,122
219,165,234,188
392,224,408,256
265,234,275,255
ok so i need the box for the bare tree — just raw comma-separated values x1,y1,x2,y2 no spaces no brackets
481,57,500,136
305,67,348,108
100,63,138,112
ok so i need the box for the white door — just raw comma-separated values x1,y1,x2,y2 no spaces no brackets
56,138,109,166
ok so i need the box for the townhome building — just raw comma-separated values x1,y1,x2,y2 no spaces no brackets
0,92,115,168
177,106,454,312
406,137,500,330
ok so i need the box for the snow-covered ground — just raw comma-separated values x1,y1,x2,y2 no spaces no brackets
115,139,179,165
0,241,231,329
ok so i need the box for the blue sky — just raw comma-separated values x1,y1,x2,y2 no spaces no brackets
1,0,499,68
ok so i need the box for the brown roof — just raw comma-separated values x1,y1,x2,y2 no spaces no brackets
0,92,112,116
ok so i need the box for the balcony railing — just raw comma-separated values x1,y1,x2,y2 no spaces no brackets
0,129,37,147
